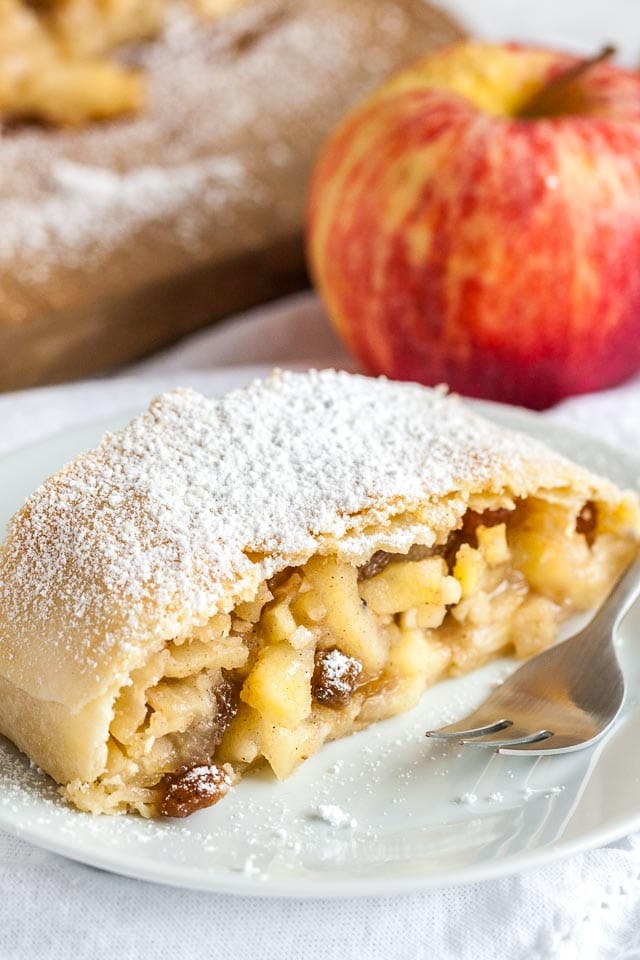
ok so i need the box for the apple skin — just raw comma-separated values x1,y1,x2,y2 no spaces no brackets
307,42,640,409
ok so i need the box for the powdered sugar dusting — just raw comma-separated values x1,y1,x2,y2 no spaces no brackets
315,649,362,700
309,804,357,829
169,765,233,796
455,792,478,806
0,369,606,704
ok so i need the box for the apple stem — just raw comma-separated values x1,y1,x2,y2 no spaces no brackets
519,44,616,119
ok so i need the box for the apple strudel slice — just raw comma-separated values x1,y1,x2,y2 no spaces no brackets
0,370,638,818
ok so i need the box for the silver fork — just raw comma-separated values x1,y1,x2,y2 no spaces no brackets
426,554,640,755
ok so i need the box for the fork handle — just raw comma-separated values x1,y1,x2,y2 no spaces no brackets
590,553,640,635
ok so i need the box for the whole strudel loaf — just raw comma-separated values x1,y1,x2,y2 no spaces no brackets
0,0,464,390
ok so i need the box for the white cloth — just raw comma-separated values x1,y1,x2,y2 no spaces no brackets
1,292,640,960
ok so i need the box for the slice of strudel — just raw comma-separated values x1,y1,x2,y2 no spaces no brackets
0,371,638,818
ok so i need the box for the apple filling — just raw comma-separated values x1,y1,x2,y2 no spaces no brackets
64,498,635,817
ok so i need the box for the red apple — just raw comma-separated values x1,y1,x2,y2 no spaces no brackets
307,41,640,409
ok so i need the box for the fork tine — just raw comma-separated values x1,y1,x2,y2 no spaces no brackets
459,730,554,748
497,733,589,755
425,718,512,740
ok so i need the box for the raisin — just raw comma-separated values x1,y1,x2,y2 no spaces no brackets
461,508,512,542
159,764,232,819
267,566,296,592
312,648,362,708
405,543,442,563
357,551,394,581
211,673,240,749
576,501,598,545
357,544,439,582
445,507,512,568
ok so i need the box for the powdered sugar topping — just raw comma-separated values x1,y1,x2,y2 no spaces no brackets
309,803,357,829
170,765,233,795
316,649,362,699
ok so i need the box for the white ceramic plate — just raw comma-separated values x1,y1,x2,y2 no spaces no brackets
1,367,639,898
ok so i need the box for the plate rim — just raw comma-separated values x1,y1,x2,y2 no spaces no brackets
3,779,640,898
0,366,639,897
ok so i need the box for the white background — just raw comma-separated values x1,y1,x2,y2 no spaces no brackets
441,0,640,65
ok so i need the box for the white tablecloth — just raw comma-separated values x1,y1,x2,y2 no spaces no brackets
1,292,640,960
